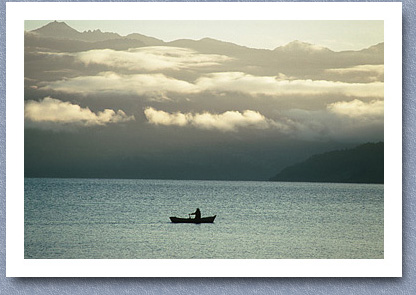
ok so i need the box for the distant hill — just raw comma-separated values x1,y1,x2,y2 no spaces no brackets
270,142,384,184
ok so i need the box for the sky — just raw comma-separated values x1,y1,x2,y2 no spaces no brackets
24,20,384,180
24,20,384,51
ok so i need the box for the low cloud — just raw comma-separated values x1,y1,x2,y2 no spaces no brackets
281,105,384,142
144,108,189,127
42,71,384,100
326,64,383,75
325,65,384,82
25,97,135,128
144,107,287,132
75,46,232,71
195,72,384,98
327,99,384,119
41,72,197,99
143,105,383,140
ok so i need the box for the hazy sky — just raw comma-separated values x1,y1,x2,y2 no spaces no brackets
25,20,383,51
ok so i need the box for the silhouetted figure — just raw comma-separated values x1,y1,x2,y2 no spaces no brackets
190,208,201,220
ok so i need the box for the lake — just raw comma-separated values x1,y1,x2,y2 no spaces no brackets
24,178,383,259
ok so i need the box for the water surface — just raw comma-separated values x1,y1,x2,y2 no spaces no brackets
25,178,383,259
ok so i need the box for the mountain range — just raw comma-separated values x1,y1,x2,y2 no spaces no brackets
25,21,384,84
26,21,383,63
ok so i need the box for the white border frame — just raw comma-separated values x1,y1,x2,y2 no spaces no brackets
6,2,402,277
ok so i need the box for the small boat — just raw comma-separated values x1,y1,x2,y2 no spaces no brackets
170,215,216,224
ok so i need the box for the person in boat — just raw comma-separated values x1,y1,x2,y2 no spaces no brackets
190,208,201,220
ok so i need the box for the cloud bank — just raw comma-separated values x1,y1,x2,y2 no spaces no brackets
75,46,232,71
144,107,284,132
195,72,384,98
42,72,197,99
25,97,135,127
327,99,384,119
144,99,384,138
42,71,383,99
325,65,384,82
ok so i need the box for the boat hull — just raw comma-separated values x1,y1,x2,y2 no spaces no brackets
170,215,216,223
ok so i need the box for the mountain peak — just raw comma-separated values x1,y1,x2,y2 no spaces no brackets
31,21,81,39
44,20,73,29
31,21,122,42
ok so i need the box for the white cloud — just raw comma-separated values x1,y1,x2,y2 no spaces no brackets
144,108,189,127
195,72,384,98
326,64,384,75
327,99,384,119
279,104,384,142
144,107,286,132
190,110,270,131
41,72,197,99
41,71,383,101
75,46,232,71
325,65,384,82
25,97,135,127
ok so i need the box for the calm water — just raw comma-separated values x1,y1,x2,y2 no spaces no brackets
24,178,383,259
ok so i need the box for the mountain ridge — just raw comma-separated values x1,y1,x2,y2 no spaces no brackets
270,142,384,184
28,21,383,53
32,21,122,42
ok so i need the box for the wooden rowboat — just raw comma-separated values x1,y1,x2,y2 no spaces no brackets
169,215,216,223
